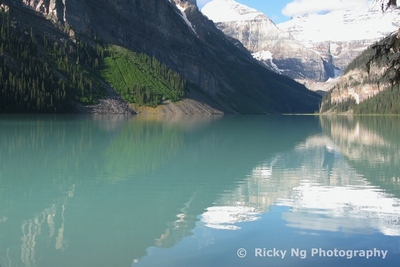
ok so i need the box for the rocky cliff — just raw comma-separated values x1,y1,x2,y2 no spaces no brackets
5,0,321,114
202,0,400,94
201,0,334,83
278,3,400,79
319,33,400,114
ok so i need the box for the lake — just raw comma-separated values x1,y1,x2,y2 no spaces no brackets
0,115,399,267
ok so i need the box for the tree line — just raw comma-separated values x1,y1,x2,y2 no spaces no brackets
0,8,107,113
0,6,187,113
0,10,70,112
320,32,400,114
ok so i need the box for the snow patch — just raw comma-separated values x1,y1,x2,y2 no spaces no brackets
278,3,400,43
201,0,261,22
176,4,198,36
252,50,273,61
252,50,283,74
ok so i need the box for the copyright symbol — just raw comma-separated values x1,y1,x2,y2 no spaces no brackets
237,248,247,258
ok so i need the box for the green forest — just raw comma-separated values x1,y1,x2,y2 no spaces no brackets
100,45,186,107
0,8,187,113
353,85,400,114
1,10,73,112
320,85,400,115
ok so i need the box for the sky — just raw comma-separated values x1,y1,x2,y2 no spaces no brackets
197,0,372,24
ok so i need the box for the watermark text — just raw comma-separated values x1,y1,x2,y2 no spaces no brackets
236,247,388,260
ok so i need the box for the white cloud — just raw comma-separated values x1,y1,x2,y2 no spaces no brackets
282,0,372,17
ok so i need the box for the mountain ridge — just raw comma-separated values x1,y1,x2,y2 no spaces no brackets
202,0,399,92
319,32,400,114
278,4,400,44
0,0,321,114
201,0,336,83
278,1,400,77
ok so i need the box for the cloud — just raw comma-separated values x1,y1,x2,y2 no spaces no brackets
282,0,371,17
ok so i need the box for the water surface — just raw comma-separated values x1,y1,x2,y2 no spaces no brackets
0,115,399,267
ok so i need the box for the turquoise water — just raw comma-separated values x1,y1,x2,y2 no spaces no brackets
0,115,399,267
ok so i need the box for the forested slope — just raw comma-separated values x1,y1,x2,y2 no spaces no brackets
0,7,187,113
320,32,400,114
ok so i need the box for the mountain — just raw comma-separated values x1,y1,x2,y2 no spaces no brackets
278,2,400,72
201,0,335,83
319,32,400,114
202,0,400,92
0,0,321,114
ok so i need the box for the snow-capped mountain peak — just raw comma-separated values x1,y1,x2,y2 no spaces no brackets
202,0,332,82
201,0,263,22
201,0,400,91
278,3,400,44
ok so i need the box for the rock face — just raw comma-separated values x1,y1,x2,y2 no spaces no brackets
6,0,322,114
174,0,197,7
278,3,400,78
21,0,64,23
202,0,400,91
319,33,400,113
202,0,334,82
328,71,386,106
20,0,90,32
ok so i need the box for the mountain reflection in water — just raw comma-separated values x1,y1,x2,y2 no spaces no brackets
200,116,400,236
0,115,399,267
